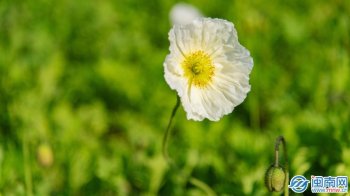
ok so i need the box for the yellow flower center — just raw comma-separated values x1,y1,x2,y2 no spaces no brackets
181,50,215,88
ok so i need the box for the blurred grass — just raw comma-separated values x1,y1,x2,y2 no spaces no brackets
0,0,349,195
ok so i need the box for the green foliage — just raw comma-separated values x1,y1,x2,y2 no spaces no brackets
0,0,349,195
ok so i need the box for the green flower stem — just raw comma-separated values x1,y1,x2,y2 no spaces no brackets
274,150,279,167
22,134,33,196
275,136,289,196
189,177,217,196
162,96,180,165
162,96,217,196
189,177,216,196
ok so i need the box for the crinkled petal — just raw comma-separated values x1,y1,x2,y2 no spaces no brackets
164,17,253,121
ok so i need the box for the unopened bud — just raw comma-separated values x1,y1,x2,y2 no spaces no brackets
37,144,54,167
265,165,286,192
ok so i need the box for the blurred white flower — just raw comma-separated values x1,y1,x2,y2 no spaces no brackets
169,3,202,25
164,18,253,121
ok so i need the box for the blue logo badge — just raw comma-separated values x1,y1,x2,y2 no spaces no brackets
288,175,310,193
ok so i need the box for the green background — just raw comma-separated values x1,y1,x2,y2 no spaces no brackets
0,0,349,195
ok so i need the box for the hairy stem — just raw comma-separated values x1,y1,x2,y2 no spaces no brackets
23,134,33,196
275,136,289,196
162,96,216,195
162,96,180,165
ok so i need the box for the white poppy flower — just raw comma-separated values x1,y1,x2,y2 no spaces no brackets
164,18,253,121
169,3,203,26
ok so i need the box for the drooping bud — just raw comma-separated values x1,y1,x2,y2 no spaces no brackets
265,164,286,192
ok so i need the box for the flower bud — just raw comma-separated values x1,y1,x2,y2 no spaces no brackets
37,143,54,167
265,165,286,192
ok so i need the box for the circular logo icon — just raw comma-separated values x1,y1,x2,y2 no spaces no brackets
288,175,310,193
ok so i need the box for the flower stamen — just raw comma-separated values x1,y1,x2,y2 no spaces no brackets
182,50,214,88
